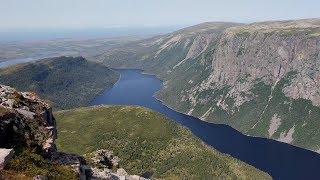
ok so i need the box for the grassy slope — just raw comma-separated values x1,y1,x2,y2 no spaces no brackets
55,106,271,179
1,149,77,179
0,56,119,110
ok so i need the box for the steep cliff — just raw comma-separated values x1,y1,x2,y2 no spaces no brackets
169,19,320,152
96,22,241,78
98,19,320,153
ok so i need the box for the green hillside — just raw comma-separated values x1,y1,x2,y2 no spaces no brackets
55,106,271,179
0,56,119,110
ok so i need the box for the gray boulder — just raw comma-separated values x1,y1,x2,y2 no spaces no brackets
0,148,14,170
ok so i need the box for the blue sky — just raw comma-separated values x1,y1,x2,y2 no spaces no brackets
1,0,320,29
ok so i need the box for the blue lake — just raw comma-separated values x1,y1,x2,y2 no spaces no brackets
91,69,320,180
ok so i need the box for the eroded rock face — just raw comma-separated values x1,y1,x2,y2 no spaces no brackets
0,84,57,155
202,19,320,105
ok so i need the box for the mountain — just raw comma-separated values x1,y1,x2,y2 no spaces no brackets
55,105,271,179
97,19,320,153
96,22,242,77
0,56,119,110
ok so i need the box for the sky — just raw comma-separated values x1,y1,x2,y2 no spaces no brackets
1,0,320,30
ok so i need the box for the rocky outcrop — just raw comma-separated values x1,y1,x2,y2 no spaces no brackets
0,85,81,178
84,167,148,180
0,149,14,170
0,84,57,155
33,175,49,180
0,85,149,179
90,149,120,169
82,149,148,180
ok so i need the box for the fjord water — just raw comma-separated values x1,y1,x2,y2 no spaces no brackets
91,69,320,180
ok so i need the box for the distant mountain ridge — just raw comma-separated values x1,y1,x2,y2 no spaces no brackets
97,18,320,153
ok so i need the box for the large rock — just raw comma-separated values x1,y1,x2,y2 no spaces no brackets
0,84,91,178
91,149,120,169
0,148,14,170
0,84,57,155
82,149,149,180
116,168,128,176
33,175,48,180
50,151,86,168
87,167,148,180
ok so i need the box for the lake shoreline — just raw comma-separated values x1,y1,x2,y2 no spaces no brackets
90,68,320,180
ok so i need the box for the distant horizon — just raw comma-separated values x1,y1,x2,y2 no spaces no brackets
1,17,320,32
0,26,186,43
1,16,320,43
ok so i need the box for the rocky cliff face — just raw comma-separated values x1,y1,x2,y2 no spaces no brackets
199,19,320,106
99,19,320,153
179,19,320,152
